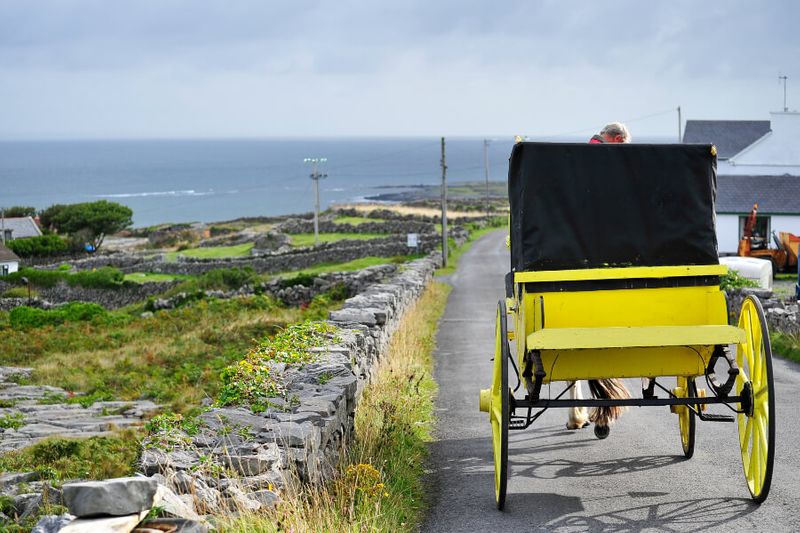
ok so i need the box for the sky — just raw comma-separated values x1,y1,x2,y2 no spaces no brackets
0,0,798,140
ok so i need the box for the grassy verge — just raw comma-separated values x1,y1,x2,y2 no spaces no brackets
219,281,451,532
289,232,385,247
770,331,800,364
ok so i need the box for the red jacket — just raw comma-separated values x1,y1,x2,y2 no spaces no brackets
588,134,605,144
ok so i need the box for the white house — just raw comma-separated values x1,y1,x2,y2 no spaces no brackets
684,112,800,254
0,244,20,276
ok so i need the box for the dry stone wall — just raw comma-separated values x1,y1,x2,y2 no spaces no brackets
139,255,439,513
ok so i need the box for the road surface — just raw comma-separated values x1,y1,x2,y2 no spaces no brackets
423,231,800,532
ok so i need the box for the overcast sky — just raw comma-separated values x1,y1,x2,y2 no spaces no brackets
0,1,797,140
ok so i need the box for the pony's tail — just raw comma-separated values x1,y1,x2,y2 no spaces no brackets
588,378,631,426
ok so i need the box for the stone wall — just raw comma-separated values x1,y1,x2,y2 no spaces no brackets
0,281,179,311
133,235,438,276
726,287,800,336
275,217,435,235
139,255,439,512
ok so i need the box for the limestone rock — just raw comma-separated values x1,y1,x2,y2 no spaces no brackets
62,477,158,517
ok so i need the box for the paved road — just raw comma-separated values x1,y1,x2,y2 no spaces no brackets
423,231,800,532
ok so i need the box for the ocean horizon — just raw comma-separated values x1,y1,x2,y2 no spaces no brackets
0,136,671,227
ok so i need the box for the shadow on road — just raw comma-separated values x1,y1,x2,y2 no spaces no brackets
544,497,758,532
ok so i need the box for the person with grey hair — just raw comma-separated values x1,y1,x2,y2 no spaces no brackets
589,122,631,144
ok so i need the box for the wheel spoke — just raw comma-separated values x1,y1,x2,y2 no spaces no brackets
740,416,752,450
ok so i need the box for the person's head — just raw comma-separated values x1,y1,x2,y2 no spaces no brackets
599,122,631,144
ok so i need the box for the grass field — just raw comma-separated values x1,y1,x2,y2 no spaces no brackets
332,216,384,226
164,242,254,261
0,293,343,414
289,232,384,247
274,255,413,278
123,272,194,283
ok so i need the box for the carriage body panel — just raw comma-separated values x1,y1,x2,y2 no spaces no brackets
513,265,733,383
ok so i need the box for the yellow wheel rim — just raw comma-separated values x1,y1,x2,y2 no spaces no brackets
489,302,508,509
676,377,695,458
736,296,775,502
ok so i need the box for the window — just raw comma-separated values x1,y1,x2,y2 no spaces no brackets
739,215,771,249
2,229,11,242
1,265,8,276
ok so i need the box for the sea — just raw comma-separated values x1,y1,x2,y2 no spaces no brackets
0,136,670,227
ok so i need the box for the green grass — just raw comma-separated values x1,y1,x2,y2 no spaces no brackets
774,273,798,281
332,216,384,226
0,429,141,484
124,272,194,283
274,255,412,279
219,282,451,532
165,242,254,261
770,331,800,364
289,233,385,247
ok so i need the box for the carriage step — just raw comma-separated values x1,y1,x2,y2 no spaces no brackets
510,419,527,429
699,413,735,422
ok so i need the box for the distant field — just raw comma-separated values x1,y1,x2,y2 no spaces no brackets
124,272,193,283
332,216,384,225
289,232,384,247
164,242,254,261
335,203,498,219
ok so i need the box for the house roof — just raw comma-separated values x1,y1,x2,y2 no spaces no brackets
716,174,800,214
683,120,771,159
0,243,20,263
0,217,42,239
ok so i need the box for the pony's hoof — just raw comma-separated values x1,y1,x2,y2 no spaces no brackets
566,421,590,430
594,424,610,439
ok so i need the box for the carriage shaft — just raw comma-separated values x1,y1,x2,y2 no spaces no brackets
513,395,742,409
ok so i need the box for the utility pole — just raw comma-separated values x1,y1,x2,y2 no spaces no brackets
483,139,491,216
779,75,789,111
677,106,682,142
441,137,448,268
303,157,327,246
1,208,5,245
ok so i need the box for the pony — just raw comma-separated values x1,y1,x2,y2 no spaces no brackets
567,379,631,438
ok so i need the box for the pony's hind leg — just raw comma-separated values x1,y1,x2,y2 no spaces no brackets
566,381,590,430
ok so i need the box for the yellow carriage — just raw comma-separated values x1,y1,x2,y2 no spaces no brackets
479,142,775,509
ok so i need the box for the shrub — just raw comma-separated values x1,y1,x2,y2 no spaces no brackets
720,270,759,291
6,268,63,288
5,234,68,258
9,302,110,329
67,267,124,289
1,287,37,299
198,267,258,291
279,272,316,288
6,266,125,290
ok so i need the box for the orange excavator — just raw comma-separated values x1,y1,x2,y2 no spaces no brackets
737,202,799,273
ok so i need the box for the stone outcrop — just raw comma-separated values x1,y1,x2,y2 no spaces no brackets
0,367,159,453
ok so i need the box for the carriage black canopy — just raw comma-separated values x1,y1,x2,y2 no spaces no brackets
508,142,718,272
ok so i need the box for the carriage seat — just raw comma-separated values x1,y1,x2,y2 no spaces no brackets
526,324,744,351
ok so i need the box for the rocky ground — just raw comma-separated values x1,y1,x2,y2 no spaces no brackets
0,367,159,453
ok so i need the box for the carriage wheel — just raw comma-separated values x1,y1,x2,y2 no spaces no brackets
676,377,696,458
736,296,776,503
490,300,510,510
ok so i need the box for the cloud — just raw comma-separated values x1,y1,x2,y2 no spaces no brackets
0,0,797,138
